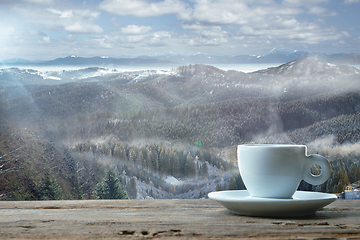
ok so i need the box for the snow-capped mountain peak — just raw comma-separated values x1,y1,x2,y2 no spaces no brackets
267,46,298,56
253,57,360,77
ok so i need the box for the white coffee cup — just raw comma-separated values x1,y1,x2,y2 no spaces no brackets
238,144,331,199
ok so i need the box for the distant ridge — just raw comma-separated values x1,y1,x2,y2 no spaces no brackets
25,55,176,67
1,47,360,67
252,58,360,78
251,46,308,63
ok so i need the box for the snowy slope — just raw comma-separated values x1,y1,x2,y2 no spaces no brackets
253,58,360,78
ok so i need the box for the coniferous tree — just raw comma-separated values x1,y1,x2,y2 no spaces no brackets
170,152,179,176
95,170,128,199
150,148,159,173
38,170,62,200
126,177,137,199
185,153,196,177
158,148,167,175
336,169,350,193
349,162,360,183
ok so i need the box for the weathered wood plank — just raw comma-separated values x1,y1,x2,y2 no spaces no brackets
0,199,359,239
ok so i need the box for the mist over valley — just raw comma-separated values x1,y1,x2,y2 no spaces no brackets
1,55,360,200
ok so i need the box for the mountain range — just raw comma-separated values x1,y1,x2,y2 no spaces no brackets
253,57,360,78
1,56,360,200
1,47,360,67
1,57,359,89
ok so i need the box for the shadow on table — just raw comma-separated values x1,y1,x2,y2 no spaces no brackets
219,208,357,221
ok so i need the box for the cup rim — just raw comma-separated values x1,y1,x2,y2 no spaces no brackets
238,144,306,148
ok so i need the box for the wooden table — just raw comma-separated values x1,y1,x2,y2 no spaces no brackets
1,199,360,239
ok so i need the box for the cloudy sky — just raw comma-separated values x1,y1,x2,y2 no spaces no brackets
1,0,359,60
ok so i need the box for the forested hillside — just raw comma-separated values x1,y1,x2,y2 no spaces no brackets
1,59,360,200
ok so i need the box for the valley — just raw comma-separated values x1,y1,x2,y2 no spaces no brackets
1,58,360,200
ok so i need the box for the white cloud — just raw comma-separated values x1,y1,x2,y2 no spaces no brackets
2,26,15,35
94,36,113,48
42,36,51,43
1,0,53,5
121,25,152,35
98,0,188,17
126,35,147,43
37,36,51,44
97,0,347,53
25,0,53,4
175,0,343,50
9,6,103,34
65,34,76,41
308,6,326,14
180,0,335,32
239,21,341,45
186,0,303,27
342,31,351,37
149,31,171,46
183,24,228,47
91,28,172,49
48,8,73,18
74,9,101,19
1,0,357,59
281,0,337,16
190,1,250,25
0,26,16,53
281,0,328,6
334,40,350,47
65,22,104,34
45,8,104,33
343,0,360,4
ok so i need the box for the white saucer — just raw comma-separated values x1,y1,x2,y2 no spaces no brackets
208,190,337,217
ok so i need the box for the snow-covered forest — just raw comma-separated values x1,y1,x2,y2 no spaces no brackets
1,59,360,200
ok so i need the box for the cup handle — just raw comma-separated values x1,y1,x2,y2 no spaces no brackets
303,154,331,185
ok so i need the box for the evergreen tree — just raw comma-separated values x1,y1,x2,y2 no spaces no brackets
150,148,159,173
95,170,128,199
126,177,137,199
336,169,350,193
185,153,196,177
349,162,360,183
38,170,62,200
170,151,179,176
158,148,167,175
